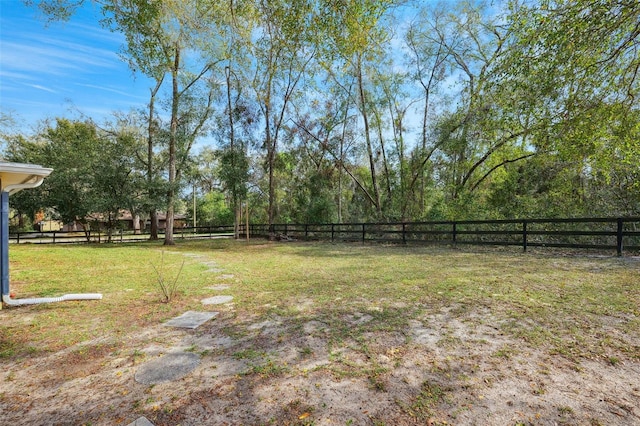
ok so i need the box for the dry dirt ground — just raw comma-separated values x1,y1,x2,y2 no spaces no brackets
2,305,639,425
1,254,639,425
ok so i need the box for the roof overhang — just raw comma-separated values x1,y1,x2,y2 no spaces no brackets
0,162,53,194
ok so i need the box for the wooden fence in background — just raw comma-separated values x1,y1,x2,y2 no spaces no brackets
11,218,640,256
246,217,640,256
10,225,234,244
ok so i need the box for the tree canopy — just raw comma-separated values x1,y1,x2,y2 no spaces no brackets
5,0,639,233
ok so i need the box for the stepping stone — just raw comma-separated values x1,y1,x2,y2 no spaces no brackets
126,417,154,426
183,253,204,258
134,352,200,384
219,274,234,280
202,295,234,305
205,268,223,273
206,285,230,291
163,311,218,329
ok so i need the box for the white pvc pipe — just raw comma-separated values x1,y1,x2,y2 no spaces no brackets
2,293,102,306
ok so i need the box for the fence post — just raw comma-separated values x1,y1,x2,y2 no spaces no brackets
52,231,56,244
16,233,20,244
331,224,335,242
523,220,528,252
362,223,366,243
402,223,406,245
452,222,457,246
616,218,623,257
304,224,308,239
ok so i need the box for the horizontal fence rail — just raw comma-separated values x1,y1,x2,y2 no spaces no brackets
10,225,235,245
11,218,640,256
246,217,640,256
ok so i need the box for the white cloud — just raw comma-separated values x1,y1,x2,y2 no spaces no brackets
1,39,118,77
26,84,58,94
75,83,143,99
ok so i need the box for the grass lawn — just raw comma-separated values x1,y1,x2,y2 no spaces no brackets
1,240,639,425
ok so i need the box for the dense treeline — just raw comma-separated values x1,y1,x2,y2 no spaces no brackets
2,0,639,243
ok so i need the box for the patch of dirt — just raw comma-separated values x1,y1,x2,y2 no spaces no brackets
1,304,639,426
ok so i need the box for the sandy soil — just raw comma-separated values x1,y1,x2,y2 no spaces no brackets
1,298,639,426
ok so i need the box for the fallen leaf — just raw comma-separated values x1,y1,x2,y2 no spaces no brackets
299,412,310,420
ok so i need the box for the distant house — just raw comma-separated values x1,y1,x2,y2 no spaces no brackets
37,220,64,232
146,212,187,230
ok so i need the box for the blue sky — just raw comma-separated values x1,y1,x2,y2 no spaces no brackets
0,0,153,132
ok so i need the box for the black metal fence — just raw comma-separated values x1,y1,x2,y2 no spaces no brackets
12,218,640,256
10,225,235,245
246,217,640,256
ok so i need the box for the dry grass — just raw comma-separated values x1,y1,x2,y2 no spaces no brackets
1,240,639,425
2,240,639,362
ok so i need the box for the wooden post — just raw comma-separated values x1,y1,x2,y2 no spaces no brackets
452,222,457,246
402,223,407,245
616,218,623,257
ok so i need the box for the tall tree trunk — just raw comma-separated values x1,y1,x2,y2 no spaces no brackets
356,56,381,218
266,105,275,228
133,214,141,235
264,59,275,229
386,96,407,220
164,45,180,246
226,66,240,239
337,84,353,223
338,130,344,223
374,108,393,210
147,78,163,240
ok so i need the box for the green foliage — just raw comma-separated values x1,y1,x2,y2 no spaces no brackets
191,191,233,226
15,0,640,224
5,119,144,233
219,145,249,203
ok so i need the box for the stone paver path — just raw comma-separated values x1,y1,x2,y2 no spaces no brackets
163,311,219,329
201,295,234,305
134,352,201,385
206,285,231,291
130,251,240,425
126,416,155,426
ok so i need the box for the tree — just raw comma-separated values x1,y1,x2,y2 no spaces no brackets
247,0,317,228
490,0,640,217
404,5,450,218
32,0,223,244
291,93,364,223
104,0,224,244
215,66,256,238
5,119,142,240
320,0,399,219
